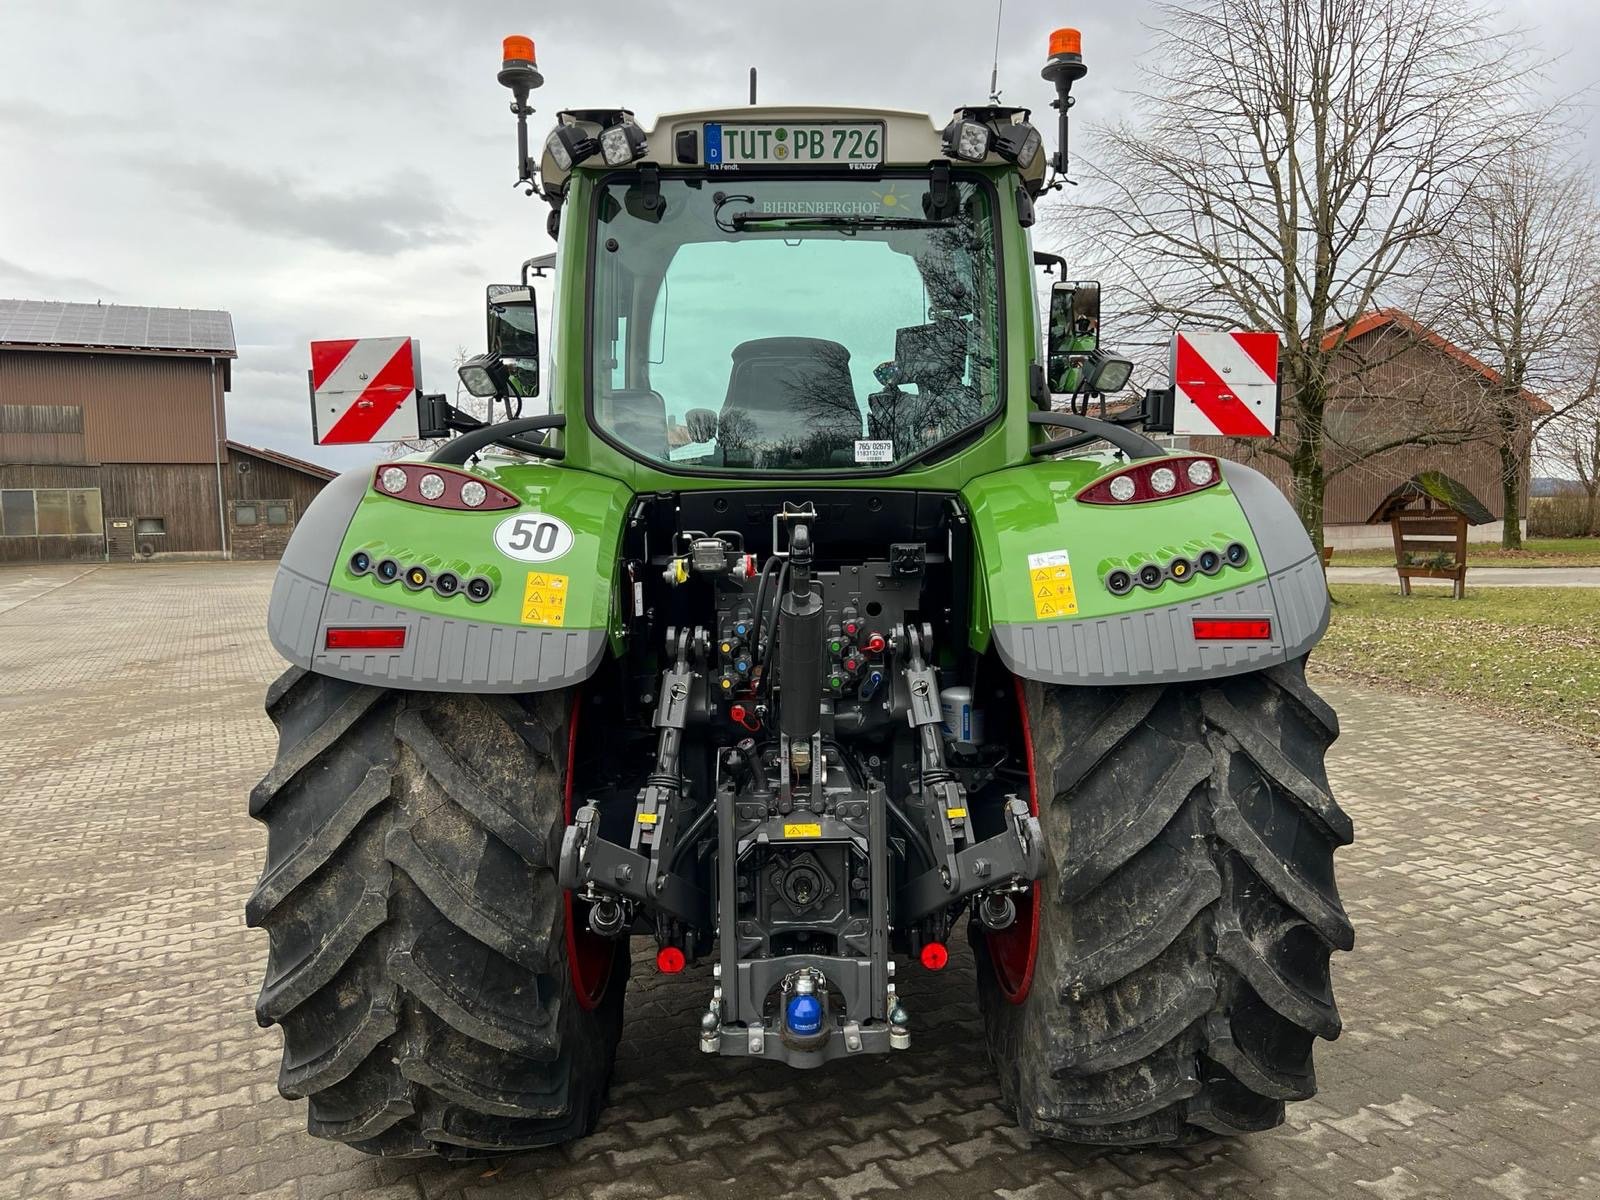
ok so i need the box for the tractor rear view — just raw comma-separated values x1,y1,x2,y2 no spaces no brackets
247,26,1351,1158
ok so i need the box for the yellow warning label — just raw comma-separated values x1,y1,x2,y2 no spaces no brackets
946,807,968,820
783,823,822,839
637,812,659,825
521,571,569,627
1027,550,1079,619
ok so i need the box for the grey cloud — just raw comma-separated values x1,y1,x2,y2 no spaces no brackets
0,99,143,138
0,257,113,299
154,160,473,255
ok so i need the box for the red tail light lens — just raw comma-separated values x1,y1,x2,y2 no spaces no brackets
325,626,407,650
372,465,519,511
1078,456,1220,505
1192,618,1272,641
655,946,686,973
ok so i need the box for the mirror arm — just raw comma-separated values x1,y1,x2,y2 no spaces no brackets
1033,251,1067,277
429,414,567,464
1027,411,1164,459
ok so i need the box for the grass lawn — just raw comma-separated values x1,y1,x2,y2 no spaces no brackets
1330,537,1600,568
1316,585,1600,746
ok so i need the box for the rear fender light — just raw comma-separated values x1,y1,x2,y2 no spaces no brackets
1077,456,1220,505
325,626,407,651
372,464,519,511
1191,617,1272,641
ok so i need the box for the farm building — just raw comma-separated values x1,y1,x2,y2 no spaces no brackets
1194,309,1549,547
0,298,331,562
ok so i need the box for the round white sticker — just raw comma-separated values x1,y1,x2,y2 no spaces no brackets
493,512,574,563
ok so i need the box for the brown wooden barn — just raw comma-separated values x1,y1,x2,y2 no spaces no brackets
0,298,332,562
1192,310,1550,548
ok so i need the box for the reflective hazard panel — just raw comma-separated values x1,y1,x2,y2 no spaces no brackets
309,337,422,445
1169,332,1279,438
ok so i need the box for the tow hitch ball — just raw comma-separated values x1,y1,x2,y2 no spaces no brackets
782,970,827,1049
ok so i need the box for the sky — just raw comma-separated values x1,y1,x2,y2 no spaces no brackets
1,0,1594,473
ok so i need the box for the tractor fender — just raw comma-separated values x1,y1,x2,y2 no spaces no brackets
267,463,627,693
966,457,1330,687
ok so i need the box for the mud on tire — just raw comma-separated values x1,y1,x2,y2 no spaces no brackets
247,669,625,1158
973,657,1352,1145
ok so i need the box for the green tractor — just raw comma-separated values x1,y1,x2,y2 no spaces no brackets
249,26,1351,1158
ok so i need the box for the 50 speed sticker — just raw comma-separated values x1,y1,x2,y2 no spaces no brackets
494,512,573,563
1027,549,1079,619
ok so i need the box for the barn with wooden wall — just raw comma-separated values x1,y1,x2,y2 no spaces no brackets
223,441,335,560
0,298,332,563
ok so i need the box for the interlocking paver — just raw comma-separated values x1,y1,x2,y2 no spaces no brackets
2,561,1599,1199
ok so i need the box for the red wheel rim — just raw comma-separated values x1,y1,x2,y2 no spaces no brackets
563,693,617,1010
986,677,1040,1004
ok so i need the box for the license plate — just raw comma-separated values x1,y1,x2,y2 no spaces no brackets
705,122,883,166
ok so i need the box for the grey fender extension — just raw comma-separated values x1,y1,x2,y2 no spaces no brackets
992,556,1328,687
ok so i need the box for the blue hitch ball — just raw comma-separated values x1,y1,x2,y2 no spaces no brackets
785,992,824,1039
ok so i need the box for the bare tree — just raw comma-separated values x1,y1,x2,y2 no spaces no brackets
1540,394,1600,536
1063,0,1535,548
1428,144,1600,546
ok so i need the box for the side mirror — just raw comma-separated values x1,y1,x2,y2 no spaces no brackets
684,407,719,442
486,283,540,397
1046,279,1100,392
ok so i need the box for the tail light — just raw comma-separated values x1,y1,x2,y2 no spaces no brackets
325,627,407,650
1192,618,1272,641
373,465,519,511
1077,456,1220,505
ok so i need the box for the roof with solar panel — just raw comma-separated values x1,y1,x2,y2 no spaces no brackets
0,298,237,357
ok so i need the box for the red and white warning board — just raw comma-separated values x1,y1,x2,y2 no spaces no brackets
309,337,422,445
1169,331,1279,438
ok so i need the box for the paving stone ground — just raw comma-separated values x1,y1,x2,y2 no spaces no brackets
2,561,1598,1200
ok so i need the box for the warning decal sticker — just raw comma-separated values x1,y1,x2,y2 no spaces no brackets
520,571,569,627
1027,549,1079,620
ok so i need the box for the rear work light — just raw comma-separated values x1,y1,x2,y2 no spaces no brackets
1078,456,1221,505
324,627,407,651
371,464,519,512
1192,618,1272,641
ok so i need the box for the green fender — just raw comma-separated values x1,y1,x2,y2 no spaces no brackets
960,455,1330,685
266,458,632,692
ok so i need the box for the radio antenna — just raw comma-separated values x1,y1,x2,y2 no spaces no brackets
988,0,1004,104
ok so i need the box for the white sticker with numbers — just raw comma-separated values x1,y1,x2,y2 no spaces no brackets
854,439,894,464
493,512,574,563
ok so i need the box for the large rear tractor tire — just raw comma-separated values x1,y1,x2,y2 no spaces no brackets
973,658,1352,1145
246,669,625,1158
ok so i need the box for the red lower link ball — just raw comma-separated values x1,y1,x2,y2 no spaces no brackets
919,942,949,970
656,946,686,974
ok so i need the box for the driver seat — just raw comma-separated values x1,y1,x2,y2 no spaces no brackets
720,338,861,447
